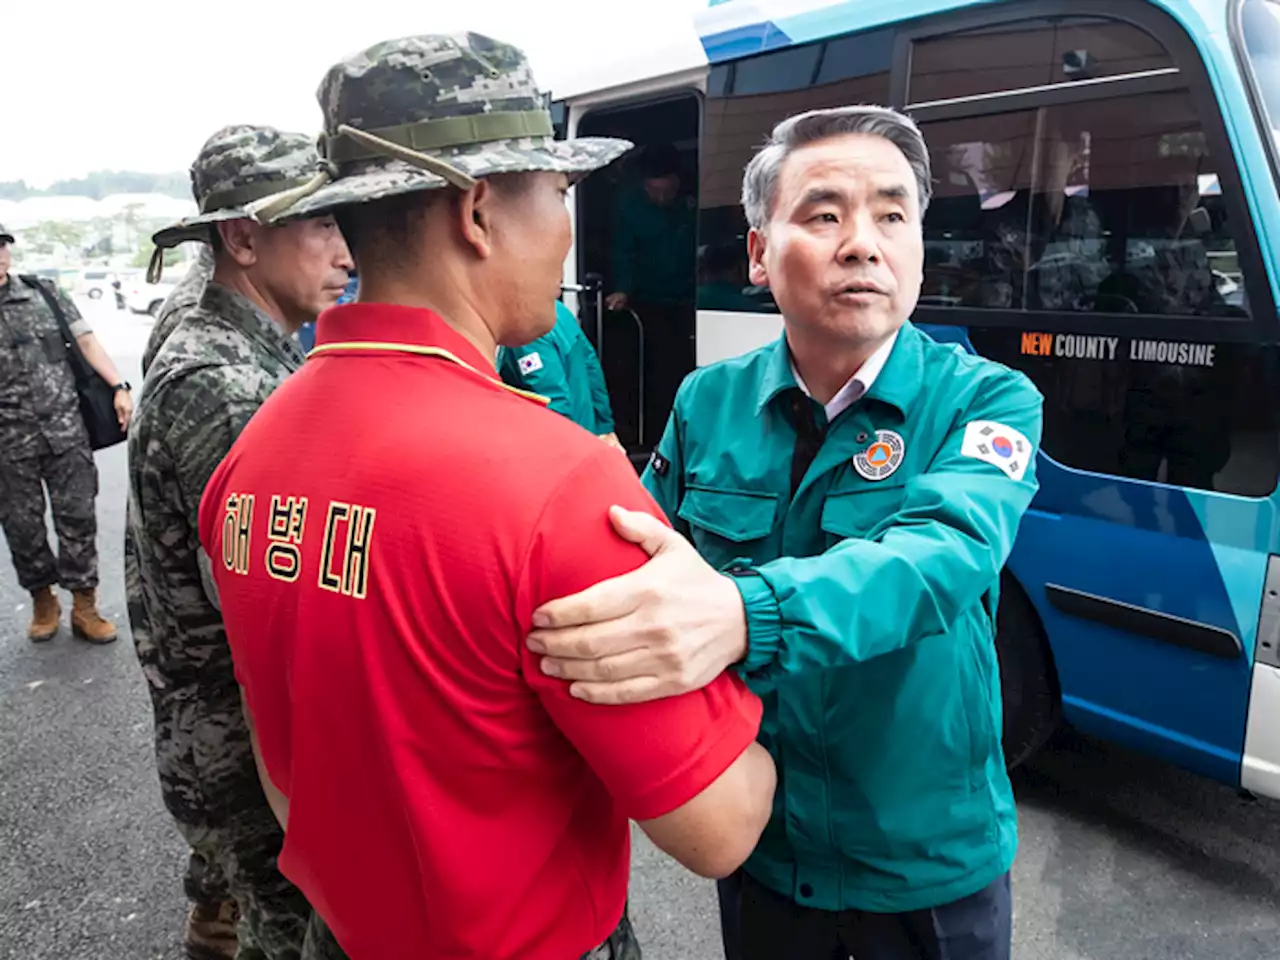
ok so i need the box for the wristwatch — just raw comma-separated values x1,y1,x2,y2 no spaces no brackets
112,382,132,393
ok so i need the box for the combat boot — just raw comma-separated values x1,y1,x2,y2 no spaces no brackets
185,899,239,960
70,589,118,644
28,586,61,643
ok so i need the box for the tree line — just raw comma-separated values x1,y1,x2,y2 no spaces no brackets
0,171,189,202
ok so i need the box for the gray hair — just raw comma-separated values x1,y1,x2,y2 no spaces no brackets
741,104,933,231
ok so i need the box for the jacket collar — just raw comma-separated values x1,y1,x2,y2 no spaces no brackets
199,282,306,367
756,321,923,419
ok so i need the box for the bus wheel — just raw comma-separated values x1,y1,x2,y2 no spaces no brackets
995,572,1061,770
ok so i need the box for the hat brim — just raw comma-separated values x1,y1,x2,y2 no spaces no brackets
151,208,254,249
273,136,633,221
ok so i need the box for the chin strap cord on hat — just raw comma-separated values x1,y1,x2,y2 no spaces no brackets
331,123,478,190
248,165,337,224
147,245,166,284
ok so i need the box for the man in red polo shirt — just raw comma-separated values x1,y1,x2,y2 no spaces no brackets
197,33,776,960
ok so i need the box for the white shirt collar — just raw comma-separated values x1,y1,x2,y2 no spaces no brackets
790,330,899,422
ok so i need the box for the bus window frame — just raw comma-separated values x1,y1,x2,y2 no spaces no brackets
884,0,1278,345
1230,0,1280,200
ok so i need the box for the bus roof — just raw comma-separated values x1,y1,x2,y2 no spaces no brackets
550,0,1236,103
696,0,999,62
695,0,1233,63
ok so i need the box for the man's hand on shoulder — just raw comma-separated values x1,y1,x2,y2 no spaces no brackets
527,506,748,705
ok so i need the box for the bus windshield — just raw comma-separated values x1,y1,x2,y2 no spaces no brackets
1243,0,1280,155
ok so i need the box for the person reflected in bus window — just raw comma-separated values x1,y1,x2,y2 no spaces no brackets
1093,154,1223,317
606,141,697,440
528,105,1046,960
1104,164,1237,489
696,242,759,312
498,299,623,450
1027,127,1106,313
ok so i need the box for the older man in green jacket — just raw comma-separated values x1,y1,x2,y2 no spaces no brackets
525,104,1044,960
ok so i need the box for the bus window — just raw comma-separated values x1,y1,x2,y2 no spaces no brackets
550,99,568,141
918,80,1279,497
699,29,894,315
909,16,1175,105
918,111,1039,309
575,96,700,455
921,91,1250,319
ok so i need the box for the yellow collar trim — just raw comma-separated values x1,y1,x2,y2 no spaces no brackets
307,340,550,406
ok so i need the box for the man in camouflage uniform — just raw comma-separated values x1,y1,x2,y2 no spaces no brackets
0,223,127,644
125,125,352,960
143,243,216,376
137,192,227,960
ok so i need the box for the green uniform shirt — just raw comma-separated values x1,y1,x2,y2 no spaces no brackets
642,321,1044,914
498,301,615,435
609,181,697,305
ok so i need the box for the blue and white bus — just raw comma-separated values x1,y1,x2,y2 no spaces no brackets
551,0,1280,798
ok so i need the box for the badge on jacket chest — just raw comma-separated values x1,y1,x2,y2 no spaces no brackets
853,429,905,481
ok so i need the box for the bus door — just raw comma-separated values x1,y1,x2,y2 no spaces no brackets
573,95,701,466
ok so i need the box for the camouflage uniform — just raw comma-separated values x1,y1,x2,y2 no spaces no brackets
125,126,346,960
143,243,216,377
0,272,101,596
137,241,226,933
265,34,640,960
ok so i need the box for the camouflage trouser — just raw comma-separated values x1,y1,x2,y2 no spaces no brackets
583,903,643,960
0,445,98,592
299,892,639,959
186,846,232,905
154,690,347,960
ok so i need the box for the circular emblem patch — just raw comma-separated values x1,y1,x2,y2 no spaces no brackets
853,429,905,481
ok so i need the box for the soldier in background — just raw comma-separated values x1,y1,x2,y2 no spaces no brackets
142,243,216,376
132,199,225,960
0,222,128,645
125,125,352,960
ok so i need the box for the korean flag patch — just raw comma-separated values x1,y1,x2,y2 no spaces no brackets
961,420,1032,481
518,352,544,375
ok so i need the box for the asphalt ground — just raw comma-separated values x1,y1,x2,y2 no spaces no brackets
1,299,1278,960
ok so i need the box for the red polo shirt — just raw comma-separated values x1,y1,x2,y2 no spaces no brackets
198,304,763,960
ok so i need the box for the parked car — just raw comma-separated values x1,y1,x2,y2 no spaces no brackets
122,274,179,316
75,268,118,301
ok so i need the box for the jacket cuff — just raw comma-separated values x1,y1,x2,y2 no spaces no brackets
727,564,782,673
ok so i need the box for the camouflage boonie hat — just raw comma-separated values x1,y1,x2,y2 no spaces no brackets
0,223,14,244
152,124,331,251
273,32,632,221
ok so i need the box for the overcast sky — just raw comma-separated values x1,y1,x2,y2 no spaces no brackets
7,0,705,186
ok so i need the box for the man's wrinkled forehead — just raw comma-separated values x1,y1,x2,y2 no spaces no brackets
776,133,920,212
